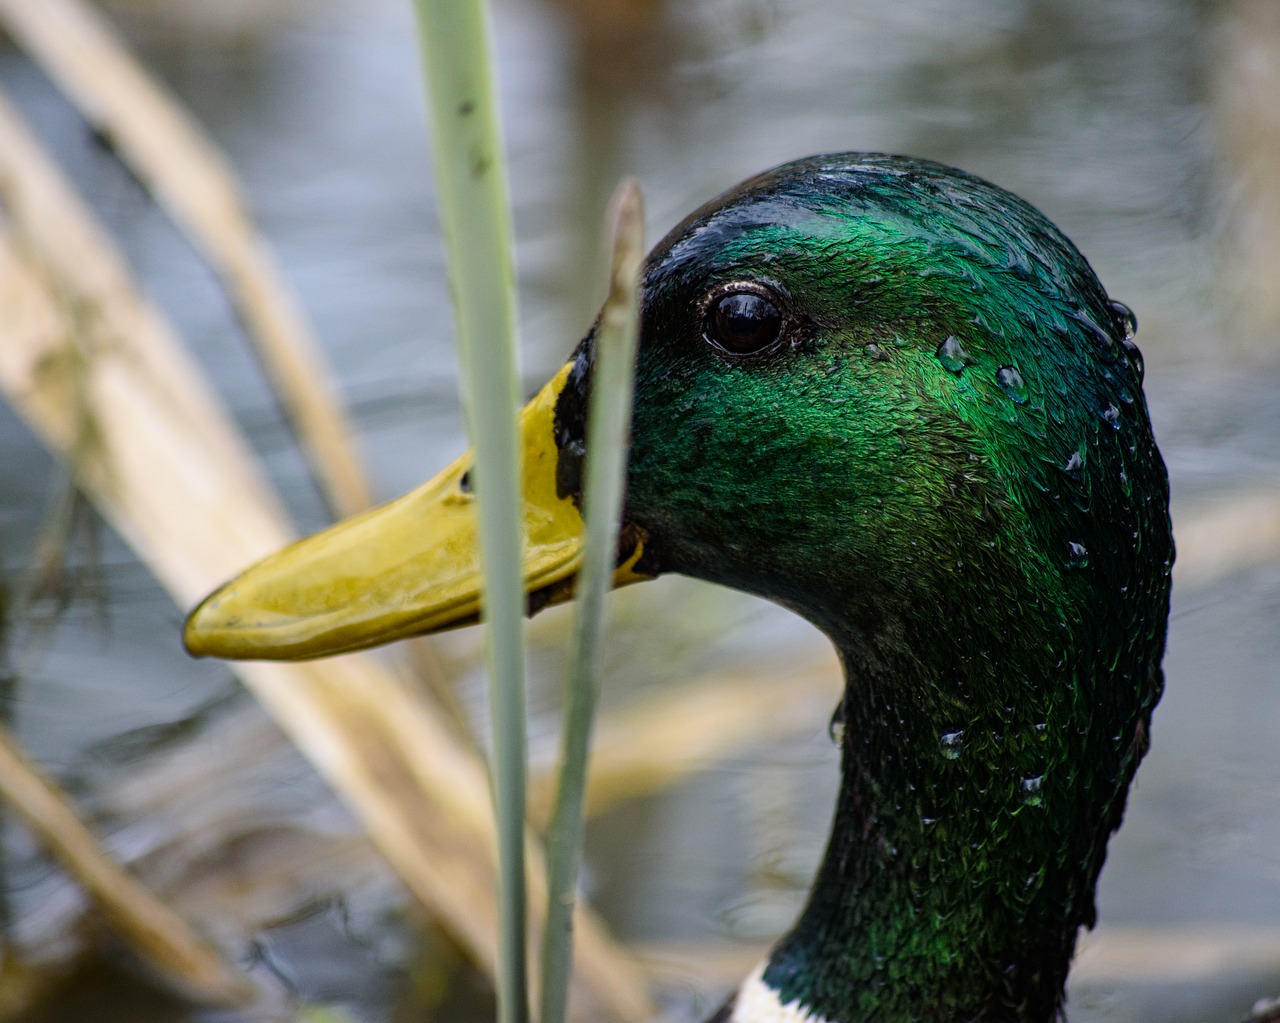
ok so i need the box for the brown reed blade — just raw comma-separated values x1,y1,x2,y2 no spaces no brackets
0,86,650,1023
0,0,372,520
0,723,255,1006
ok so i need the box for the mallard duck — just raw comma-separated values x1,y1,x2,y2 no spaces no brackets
184,153,1174,1023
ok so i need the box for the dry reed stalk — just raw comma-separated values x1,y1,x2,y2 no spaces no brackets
0,723,254,1005
0,0,372,521
1070,925,1280,984
0,0,460,724
530,654,841,825
1212,0,1280,350
1173,495,1280,592
0,89,650,1022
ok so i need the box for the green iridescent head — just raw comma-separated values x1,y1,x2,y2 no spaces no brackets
560,153,1166,650
553,153,1173,1022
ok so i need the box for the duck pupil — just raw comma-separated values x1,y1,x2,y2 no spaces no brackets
710,291,782,354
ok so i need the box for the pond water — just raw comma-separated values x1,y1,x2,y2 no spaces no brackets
1,0,1278,1020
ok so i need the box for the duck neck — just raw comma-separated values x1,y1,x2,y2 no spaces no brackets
748,608,1156,1023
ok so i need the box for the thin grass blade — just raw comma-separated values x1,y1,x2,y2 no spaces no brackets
540,182,645,1023
409,4,529,1022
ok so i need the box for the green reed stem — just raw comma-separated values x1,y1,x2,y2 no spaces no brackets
540,182,645,1023
409,4,528,1023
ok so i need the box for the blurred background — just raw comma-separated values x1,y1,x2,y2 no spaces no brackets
0,0,1278,1020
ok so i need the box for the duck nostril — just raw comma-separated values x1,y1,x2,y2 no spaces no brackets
458,470,472,494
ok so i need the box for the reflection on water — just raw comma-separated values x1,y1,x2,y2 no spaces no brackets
1,0,1278,1020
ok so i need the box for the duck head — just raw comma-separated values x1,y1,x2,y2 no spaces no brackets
186,153,1173,1023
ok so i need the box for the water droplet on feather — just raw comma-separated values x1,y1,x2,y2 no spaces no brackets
1108,300,1137,341
1109,300,1145,384
936,336,972,374
996,365,1028,404
829,703,846,746
1078,313,1119,364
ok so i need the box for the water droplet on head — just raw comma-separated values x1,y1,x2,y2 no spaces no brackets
829,703,846,746
1062,450,1083,481
1021,775,1044,807
824,701,844,747
936,336,972,374
1101,403,1120,429
939,731,964,760
1124,343,1145,384
1077,313,1119,364
1066,541,1089,568
1004,244,1033,278
996,365,1028,404
865,342,890,361
1107,300,1137,342
1108,300,1145,384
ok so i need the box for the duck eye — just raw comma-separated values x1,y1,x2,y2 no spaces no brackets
706,289,783,355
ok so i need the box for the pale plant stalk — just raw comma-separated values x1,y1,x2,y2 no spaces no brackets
409,3,530,1023
0,723,253,1005
541,183,645,1023
0,0,373,520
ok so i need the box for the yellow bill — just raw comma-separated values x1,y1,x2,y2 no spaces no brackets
184,363,650,660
